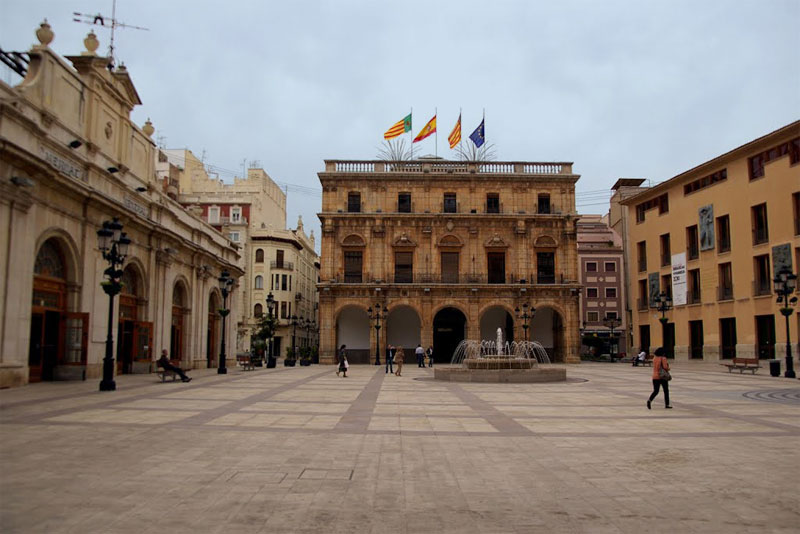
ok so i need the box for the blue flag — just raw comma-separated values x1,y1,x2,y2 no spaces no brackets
469,119,485,148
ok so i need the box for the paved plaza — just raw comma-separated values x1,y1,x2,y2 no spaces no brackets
1,361,799,533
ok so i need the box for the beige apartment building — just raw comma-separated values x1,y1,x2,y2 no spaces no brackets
0,23,242,387
317,158,582,365
174,151,319,355
618,121,799,361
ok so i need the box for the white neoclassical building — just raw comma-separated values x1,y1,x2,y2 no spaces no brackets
0,22,242,388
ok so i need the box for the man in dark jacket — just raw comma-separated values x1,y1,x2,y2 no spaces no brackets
157,349,191,382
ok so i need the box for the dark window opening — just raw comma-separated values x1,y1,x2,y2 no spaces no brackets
347,192,361,213
537,194,551,214
753,255,771,296
660,233,671,267
689,320,704,359
486,193,500,214
637,241,647,272
686,225,699,260
537,252,555,284
443,193,457,213
717,215,731,253
344,251,362,283
394,251,413,283
398,193,411,213
718,262,733,301
751,203,769,245
720,318,737,359
441,252,459,283
487,252,506,284
688,269,701,304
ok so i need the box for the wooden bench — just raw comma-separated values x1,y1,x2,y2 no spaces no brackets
636,354,654,367
237,355,255,371
721,357,762,374
156,360,190,382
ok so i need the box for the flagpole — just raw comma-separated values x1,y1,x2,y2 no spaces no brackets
409,107,413,157
435,107,438,158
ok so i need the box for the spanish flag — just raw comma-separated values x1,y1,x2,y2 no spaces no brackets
448,114,461,149
384,114,412,140
413,115,436,143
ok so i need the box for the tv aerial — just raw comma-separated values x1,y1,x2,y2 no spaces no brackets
73,0,148,71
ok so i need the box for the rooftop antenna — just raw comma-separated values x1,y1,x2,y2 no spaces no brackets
73,0,149,71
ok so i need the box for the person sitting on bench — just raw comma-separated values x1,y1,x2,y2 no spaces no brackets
157,349,191,382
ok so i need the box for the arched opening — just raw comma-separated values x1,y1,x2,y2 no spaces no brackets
386,305,421,355
171,281,189,362
480,306,514,344
433,307,467,363
207,292,221,368
255,249,264,263
255,275,263,289
530,306,565,362
30,239,68,382
117,263,152,374
336,306,370,364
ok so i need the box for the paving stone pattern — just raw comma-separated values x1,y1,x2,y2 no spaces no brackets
1,362,799,533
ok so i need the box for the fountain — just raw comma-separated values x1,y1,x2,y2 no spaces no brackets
434,327,567,383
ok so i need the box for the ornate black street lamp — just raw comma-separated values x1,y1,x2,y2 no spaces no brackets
217,270,234,374
603,316,622,359
290,314,303,355
656,291,672,355
266,292,276,368
97,218,131,391
367,303,388,365
774,268,798,379
514,303,535,342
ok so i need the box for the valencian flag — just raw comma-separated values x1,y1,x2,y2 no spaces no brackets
384,114,412,140
413,115,437,143
448,114,461,149
469,119,485,148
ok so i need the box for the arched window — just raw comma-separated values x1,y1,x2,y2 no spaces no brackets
255,275,263,289
34,240,65,279
255,249,264,263
254,303,263,317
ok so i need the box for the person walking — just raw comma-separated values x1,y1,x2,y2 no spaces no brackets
415,344,425,367
394,347,404,376
337,344,347,377
426,345,434,367
385,344,394,374
647,347,672,409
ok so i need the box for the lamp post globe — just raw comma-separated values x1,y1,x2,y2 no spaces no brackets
266,292,276,367
368,304,387,365
774,268,797,379
97,218,129,391
656,291,673,356
217,271,234,374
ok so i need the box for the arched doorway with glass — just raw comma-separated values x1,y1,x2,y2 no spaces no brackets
529,305,565,362
479,305,514,346
335,305,370,364
207,290,221,368
170,280,190,363
433,306,467,364
29,237,87,382
386,305,421,359
117,263,153,374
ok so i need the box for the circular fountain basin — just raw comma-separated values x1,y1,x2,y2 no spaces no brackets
435,362,566,383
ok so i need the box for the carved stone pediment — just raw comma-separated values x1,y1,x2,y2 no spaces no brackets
483,233,509,249
341,234,366,247
437,234,463,248
392,232,417,248
534,235,558,248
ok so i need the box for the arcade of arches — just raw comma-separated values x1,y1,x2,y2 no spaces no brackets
329,300,574,365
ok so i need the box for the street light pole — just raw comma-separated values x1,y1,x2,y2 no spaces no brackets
656,291,673,356
217,271,234,374
367,303,387,365
96,218,131,392
603,316,622,360
774,268,798,379
290,314,301,356
514,302,535,342
266,292,276,368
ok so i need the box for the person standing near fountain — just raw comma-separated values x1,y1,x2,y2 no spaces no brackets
415,344,425,367
426,345,434,367
394,347,404,376
647,347,672,409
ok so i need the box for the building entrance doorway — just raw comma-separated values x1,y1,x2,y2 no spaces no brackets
756,314,775,359
433,307,466,363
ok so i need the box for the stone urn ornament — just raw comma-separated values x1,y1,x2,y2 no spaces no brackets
83,31,99,55
36,20,54,46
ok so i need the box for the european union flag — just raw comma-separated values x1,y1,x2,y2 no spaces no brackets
469,119,485,148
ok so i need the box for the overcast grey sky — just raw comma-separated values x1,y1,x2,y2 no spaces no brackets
3,0,799,248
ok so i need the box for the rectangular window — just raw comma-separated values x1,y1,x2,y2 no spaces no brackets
684,168,727,195
686,225,699,260
661,274,672,299
347,192,361,213
605,287,617,298
488,252,506,284
604,262,616,272
344,251,362,283
718,262,733,301
270,274,274,290
637,241,647,272
586,262,597,272
717,215,731,253
688,268,701,304
228,232,239,242
605,311,618,320
208,206,220,224
486,193,500,214
394,251,413,283
231,207,241,223
280,301,287,319
441,252,459,283
638,279,648,310
443,193,457,213
289,275,292,291
398,193,411,213
689,320,704,359
753,254,771,296
587,311,599,322
751,203,769,245
635,193,668,223
794,192,800,236
660,233,671,267
537,194,551,214
586,287,598,298
276,250,284,268
537,252,555,284
720,318,737,359
281,274,288,291
748,138,799,180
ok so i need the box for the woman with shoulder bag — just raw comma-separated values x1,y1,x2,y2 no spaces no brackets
647,347,672,409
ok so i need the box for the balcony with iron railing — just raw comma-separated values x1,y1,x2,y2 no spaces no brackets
328,272,563,285
687,290,702,305
637,259,647,273
717,285,734,301
752,226,769,245
270,261,294,270
752,279,771,297
637,298,649,311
